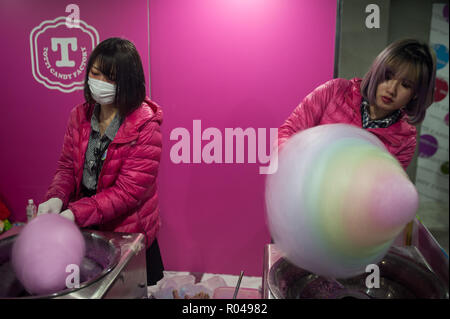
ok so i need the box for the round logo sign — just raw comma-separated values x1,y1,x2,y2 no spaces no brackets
30,17,99,93
418,134,439,158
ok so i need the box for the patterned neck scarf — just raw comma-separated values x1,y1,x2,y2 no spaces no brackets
361,99,402,129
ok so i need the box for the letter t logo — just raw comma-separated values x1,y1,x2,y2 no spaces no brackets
51,37,78,67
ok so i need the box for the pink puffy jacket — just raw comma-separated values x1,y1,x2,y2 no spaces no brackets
278,78,417,170
44,97,163,248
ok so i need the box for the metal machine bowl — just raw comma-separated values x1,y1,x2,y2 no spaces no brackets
0,230,147,299
267,246,449,299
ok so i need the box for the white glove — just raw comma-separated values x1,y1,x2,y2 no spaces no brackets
60,209,75,222
37,198,63,215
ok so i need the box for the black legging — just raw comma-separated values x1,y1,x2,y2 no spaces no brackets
146,239,164,286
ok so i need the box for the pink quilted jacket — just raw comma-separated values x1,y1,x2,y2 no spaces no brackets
44,97,163,248
279,78,417,170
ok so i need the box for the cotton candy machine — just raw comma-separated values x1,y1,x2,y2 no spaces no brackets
0,229,147,299
263,220,449,299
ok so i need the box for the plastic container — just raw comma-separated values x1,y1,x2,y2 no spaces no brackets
212,287,261,299
26,199,37,222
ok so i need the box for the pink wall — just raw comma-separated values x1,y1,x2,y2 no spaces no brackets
0,0,336,277
150,0,337,275
0,0,150,218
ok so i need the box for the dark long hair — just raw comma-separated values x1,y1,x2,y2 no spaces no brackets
84,38,146,117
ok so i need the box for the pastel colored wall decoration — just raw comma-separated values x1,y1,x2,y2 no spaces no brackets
416,3,449,205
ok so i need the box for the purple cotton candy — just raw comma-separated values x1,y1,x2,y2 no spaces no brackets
11,214,85,295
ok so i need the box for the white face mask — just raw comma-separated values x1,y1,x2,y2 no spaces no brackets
88,77,116,105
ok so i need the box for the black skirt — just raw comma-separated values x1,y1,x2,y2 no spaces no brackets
146,239,164,286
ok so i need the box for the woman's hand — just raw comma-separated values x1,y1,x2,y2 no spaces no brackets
59,209,75,222
37,198,63,215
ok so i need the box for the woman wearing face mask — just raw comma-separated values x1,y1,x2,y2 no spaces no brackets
37,38,164,286
278,39,437,170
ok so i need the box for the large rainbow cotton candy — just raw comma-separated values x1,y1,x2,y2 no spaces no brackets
265,124,418,279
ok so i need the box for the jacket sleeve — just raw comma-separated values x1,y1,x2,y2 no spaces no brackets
69,121,162,227
44,110,77,208
278,79,339,148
